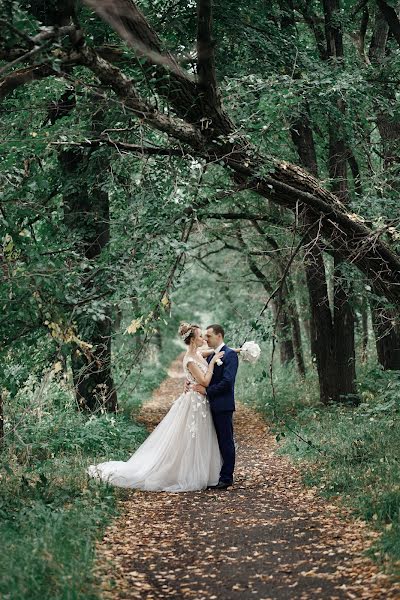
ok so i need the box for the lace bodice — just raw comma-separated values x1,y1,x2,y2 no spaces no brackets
181,353,210,438
183,353,208,384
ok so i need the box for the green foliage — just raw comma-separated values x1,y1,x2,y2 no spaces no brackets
0,334,183,599
238,357,400,574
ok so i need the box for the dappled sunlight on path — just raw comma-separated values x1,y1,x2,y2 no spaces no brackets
93,355,400,599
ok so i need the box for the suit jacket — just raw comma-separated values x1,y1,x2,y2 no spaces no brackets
206,345,239,413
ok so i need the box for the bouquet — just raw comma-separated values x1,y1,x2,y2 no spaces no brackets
240,341,261,364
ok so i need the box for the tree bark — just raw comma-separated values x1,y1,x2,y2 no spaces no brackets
371,300,400,369
287,292,306,376
368,6,400,369
0,390,3,444
270,298,295,366
305,251,339,402
284,277,306,377
246,258,295,367
290,107,340,400
360,295,369,363
324,0,358,402
60,147,118,412
279,2,339,394
332,265,357,400
290,104,358,402
322,0,344,57
376,0,400,47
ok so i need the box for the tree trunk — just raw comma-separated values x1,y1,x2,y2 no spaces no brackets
291,111,358,401
0,390,3,444
279,2,335,392
290,107,356,402
283,278,306,377
278,0,356,401
60,147,117,412
371,300,400,369
290,108,336,392
289,301,305,376
305,253,339,402
332,263,357,401
324,0,358,402
368,6,400,369
322,0,344,57
270,299,295,366
330,207,358,401
293,268,312,351
360,295,369,364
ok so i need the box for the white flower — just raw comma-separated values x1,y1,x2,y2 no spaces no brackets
216,359,223,366
240,341,261,364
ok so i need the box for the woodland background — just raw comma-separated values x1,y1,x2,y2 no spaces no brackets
0,0,400,597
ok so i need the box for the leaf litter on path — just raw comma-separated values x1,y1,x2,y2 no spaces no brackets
93,355,400,599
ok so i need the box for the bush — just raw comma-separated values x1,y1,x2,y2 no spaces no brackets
0,337,180,600
237,354,400,575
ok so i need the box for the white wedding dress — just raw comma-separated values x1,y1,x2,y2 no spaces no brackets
87,352,222,492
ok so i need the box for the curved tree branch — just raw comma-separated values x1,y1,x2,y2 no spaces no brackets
78,45,205,147
0,64,57,101
83,0,190,78
0,24,79,76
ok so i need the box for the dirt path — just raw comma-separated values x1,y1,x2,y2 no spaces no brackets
94,355,400,600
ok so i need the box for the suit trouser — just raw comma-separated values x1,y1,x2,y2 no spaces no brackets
211,411,235,483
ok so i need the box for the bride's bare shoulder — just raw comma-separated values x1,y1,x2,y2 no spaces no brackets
183,352,197,365
183,351,207,370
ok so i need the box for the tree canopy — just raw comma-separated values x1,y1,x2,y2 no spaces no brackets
1,0,400,408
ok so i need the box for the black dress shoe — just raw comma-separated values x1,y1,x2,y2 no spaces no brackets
207,481,233,490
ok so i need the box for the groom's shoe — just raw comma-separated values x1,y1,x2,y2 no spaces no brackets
207,480,233,490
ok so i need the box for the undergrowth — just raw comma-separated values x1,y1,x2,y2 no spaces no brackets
0,339,181,600
237,355,400,577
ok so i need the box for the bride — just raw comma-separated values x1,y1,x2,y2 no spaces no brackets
86,323,224,492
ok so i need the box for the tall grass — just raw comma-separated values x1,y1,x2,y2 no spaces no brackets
236,352,400,575
0,339,182,600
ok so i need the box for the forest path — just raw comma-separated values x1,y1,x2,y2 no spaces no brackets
94,354,399,600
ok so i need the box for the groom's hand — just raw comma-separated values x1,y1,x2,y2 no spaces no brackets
193,384,206,396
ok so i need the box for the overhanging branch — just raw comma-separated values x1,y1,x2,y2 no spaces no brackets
0,24,79,76
77,45,205,148
50,138,193,157
83,0,191,79
0,64,57,101
200,212,274,221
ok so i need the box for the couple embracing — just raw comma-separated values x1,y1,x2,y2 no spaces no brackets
87,323,239,492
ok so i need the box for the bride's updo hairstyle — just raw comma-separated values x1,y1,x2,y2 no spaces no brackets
178,322,200,345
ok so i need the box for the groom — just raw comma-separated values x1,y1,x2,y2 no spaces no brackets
193,324,239,490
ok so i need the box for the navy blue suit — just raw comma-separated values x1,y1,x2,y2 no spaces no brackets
206,345,239,484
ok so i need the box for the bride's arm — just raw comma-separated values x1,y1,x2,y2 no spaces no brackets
186,353,223,387
199,346,241,357
198,346,214,357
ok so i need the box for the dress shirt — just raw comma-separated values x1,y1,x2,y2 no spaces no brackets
214,342,225,354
